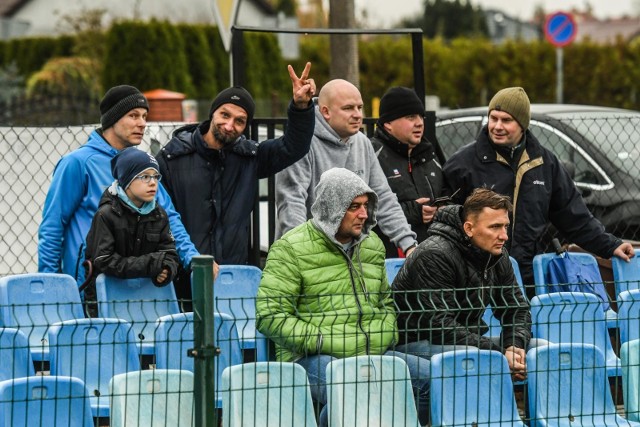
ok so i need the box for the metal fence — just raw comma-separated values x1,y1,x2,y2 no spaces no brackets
3,109,640,275
0,268,638,426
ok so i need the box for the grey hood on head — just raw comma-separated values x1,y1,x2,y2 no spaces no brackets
311,168,378,245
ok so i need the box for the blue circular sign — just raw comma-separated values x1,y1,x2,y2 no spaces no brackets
544,12,577,47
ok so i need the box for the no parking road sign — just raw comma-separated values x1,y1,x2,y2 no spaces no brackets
544,12,577,47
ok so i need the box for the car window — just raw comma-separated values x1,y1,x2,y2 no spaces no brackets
564,114,640,180
436,117,483,158
530,123,604,185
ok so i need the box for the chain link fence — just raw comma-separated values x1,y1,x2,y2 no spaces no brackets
2,97,640,276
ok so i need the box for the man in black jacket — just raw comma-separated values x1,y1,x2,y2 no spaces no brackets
443,87,634,297
393,188,531,381
371,87,445,257
157,63,316,300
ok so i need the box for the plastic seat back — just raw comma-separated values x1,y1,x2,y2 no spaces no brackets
621,339,640,422
533,252,601,295
213,265,262,351
481,305,502,337
0,273,84,361
96,274,180,355
510,256,529,301
527,343,635,427
0,375,93,427
326,355,420,427
0,328,34,380
482,257,527,338
48,318,141,418
430,349,525,427
530,292,620,377
618,289,640,344
154,312,243,407
612,256,640,297
221,362,316,427
109,369,194,427
384,258,405,285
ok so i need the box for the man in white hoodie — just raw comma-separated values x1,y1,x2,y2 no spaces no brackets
275,79,418,255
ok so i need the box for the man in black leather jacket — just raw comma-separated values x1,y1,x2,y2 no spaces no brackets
393,188,531,381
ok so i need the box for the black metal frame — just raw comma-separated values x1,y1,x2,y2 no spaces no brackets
230,26,443,266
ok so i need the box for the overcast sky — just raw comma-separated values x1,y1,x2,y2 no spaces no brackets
355,0,639,27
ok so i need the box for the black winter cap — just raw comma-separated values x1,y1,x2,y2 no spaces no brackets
378,86,425,124
100,85,149,130
208,86,255,123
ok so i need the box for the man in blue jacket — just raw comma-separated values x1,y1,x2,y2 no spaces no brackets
38,85,200,294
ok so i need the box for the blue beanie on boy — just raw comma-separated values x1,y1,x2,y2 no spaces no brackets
111,148,159,189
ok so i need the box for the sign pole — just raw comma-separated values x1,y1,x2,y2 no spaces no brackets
556,47,563,104
544,12,577,104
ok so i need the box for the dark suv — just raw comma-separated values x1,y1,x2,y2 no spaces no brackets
435,104,640,241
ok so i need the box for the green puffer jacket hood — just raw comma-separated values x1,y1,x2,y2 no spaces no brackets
311,167,378,245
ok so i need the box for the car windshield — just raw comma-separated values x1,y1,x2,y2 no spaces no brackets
552,111,640,180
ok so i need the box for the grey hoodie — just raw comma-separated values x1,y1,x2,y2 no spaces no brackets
276,101,417,252
311,167,378,245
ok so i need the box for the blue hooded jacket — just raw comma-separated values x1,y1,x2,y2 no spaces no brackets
38,129,198,283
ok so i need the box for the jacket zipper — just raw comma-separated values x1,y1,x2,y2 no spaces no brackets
346,249,370,354
481,255,491,304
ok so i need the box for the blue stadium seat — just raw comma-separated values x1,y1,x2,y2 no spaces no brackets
532,252,617,328
212,265,262,352
326,355,421,427
221,362,316,427
613,256,640,298
109,369,194,427
617,289,640,344
154,312,243,407
430,349,525,427
0,328,34,380
530,292,620,377
510,256,528,300
48,318,141,418
384,258,405,285
621,339,640,422
527,343,638,427
0,375,94,427
482,257,527,338
95,274,180,355
0,273,84,361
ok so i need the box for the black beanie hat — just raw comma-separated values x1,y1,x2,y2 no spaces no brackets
378,86,425,124
111,147,160,189
100,85,149,130
208,86,255,123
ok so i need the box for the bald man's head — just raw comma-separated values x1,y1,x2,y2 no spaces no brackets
317,79,364,139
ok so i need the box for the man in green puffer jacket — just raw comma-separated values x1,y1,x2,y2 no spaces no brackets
257,167,430,426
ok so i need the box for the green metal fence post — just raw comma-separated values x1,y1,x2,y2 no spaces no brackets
191,255,217,427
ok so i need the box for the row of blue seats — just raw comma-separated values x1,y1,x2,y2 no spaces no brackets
222,343,640,427
5,326,640,427
0,266,263,361
0,326,194,425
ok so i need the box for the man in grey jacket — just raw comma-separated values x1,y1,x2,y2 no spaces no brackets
275,79,418,255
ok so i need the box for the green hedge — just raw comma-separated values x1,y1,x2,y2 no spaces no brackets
4,25,640,113
289,35,640,112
